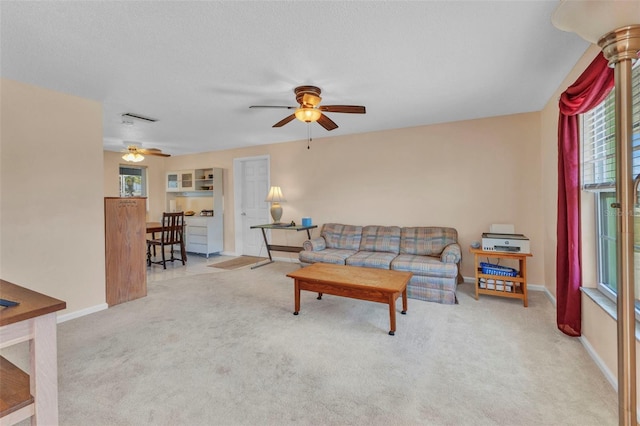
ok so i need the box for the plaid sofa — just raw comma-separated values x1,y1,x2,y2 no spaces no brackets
299,223,462,304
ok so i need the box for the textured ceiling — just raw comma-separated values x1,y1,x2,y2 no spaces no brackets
0,1,588,156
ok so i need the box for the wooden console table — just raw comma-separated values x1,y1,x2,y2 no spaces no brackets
469,248,532,307
0,279,66,425
250,223,317,268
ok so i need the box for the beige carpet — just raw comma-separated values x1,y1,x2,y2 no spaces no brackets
208,255,267,270
7,262,617,425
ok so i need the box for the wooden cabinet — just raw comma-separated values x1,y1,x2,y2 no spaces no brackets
469,248,532,307
104,197,147,306
166,170,194,192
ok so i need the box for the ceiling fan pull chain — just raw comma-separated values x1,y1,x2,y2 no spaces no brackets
307,123,312,149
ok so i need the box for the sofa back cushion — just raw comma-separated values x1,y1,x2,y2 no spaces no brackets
359,225,401,254
400,227,458,256
322,223,363,250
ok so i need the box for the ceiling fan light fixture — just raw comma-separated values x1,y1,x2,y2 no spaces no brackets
294,107,322,123
122,152,144,162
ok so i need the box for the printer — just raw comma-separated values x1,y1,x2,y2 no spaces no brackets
481,233,530,254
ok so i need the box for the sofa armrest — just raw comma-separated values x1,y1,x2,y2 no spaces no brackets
441,243,461,264
303,237,326,252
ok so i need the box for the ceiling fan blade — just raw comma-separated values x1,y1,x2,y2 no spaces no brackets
250,105,297,109
317,114,339,131
273,114,296,128
319,105,366,114
138,148,170,157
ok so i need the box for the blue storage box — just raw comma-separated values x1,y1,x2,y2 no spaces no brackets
480,262,518,277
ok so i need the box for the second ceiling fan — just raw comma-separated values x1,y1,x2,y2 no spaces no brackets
250,85,366,131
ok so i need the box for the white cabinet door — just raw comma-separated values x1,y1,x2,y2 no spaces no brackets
167,170,195,192
178,171,195,191
166,171,180,191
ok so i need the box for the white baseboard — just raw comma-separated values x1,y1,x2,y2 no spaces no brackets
579,335,617,391
57,303,108,323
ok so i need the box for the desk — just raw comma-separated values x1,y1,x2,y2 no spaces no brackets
250,223,318,268
0,279,66,425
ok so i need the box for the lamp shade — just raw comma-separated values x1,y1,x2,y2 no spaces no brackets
265,186,286,203
294,107,322,123
552,0,640,43
122,152,144,162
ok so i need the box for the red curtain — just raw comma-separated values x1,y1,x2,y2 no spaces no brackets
557,53,614,336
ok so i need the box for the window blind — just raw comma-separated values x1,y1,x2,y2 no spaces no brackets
582,63,640,191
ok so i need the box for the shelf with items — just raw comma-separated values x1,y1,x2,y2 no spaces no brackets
194,168,214,191
469,248,532,307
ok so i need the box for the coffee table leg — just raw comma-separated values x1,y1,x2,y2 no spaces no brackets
293,281,300,315
401,288,407,315
388,294,396,336
317,292,322,300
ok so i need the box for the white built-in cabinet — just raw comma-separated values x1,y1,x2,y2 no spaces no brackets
166,170,195,192
166,167,224,257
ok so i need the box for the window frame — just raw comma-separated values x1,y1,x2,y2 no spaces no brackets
119,165,148,198
581,61,640,311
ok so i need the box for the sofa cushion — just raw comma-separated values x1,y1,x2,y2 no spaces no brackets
345,251,397,270
399,227,458,256
359,225,401,254
391,254,458,278
299,248,357,265
322,223,362,250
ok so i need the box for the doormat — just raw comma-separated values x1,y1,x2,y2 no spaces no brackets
208,256,267,270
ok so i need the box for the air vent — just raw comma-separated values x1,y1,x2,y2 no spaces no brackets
121,113,158,123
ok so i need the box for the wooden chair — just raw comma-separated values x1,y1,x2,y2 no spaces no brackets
147,212,187,269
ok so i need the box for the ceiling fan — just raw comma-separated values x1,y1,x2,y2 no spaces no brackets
122,145,170,162
250,85,366,131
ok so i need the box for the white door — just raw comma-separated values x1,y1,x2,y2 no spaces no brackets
234,156,270,256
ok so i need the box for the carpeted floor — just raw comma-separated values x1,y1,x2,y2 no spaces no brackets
208,255,267,270
7,262,618,425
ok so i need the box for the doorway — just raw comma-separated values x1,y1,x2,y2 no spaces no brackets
233,155,270,256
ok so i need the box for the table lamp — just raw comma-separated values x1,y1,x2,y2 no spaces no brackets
265,186,286,224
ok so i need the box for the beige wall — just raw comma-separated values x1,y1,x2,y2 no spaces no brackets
163,111,544,283
0,78,105,314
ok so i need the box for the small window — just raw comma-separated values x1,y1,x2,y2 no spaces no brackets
119,166,147,197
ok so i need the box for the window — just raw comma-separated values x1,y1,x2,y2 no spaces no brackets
119,166,147,198
581,62,640,304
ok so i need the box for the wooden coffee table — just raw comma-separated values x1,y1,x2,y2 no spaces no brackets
286,263,412,335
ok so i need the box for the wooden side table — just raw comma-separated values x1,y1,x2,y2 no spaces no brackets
0,280,66,425
469,248,532,307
